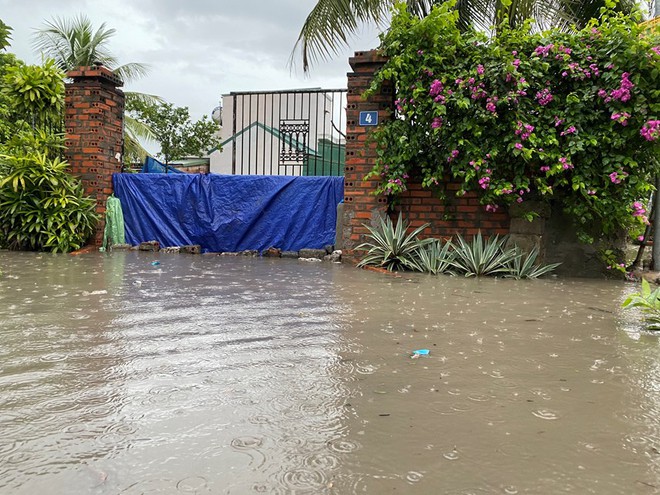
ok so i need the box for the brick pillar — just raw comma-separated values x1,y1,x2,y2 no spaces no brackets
65,64,124,246
342,51,392,254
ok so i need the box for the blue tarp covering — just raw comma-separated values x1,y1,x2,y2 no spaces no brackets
141,156,184,174
112,174,344,253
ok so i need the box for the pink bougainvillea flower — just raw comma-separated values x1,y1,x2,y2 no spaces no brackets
640,120,660,141
609,72,634,102
535,88,553,106
632,201,646,217
533,44,554,57
559,157,574,170
429,79,444,97
609,171,627,184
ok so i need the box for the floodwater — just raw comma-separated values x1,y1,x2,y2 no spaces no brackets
0,251,659,494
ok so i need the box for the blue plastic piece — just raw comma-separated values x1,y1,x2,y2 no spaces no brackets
112,174,344,253
151,261,161,266
413,349,430,355
141,156,184,174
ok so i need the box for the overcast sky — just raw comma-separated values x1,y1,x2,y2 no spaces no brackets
0,0,382,120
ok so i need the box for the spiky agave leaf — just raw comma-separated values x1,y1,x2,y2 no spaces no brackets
505,246,561,279
356,213,430,271
411,237,455,274
449,231,518,277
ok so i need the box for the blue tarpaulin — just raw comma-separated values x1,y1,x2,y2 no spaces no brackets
112,174,344,253
141,156,184,174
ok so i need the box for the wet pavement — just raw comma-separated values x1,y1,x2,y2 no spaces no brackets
0,251,659,494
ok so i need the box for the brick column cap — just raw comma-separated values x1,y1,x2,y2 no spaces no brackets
67,65,124,88
349,50,388,70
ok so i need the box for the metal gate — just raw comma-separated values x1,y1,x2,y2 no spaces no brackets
216,89,347,176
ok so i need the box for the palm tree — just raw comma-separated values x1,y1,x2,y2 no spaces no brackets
293,0,638,71
32,15,161,163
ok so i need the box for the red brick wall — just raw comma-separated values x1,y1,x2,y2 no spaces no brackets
342,51,510,253
397,183,510,239
64,65,124,246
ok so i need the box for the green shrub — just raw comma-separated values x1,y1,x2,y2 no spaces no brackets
622,279,660,330
367,3,660,245
0,151,98,252
2,59,64,129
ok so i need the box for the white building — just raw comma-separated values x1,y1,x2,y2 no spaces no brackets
209,89,346,176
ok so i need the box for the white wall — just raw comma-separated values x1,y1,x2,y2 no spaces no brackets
210,90,344,176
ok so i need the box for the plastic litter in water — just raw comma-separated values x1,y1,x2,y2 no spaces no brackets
151,261,161,266
411,349,430,359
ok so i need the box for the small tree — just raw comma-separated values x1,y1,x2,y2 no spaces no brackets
32,15,162,163
0,21,98,253
0,19,11,51
128,101,220,170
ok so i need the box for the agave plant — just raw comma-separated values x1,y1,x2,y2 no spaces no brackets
449,231,518,277
408,238,455,275
505,246,561,279
356,214,431,271
622,279,660,330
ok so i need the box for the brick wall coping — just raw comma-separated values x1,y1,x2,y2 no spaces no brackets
66,65,124,88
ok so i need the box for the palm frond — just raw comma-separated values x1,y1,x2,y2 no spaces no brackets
32,14,154,82
125,92,165,109
122,127,150,165
0,19,12,51
291,0,393,72
293,0,631,71
33,15,119,70
113,62,151,84
124,114,157,144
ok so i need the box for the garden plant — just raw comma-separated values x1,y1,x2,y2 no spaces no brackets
365,2,659,246
0,20,98,252
622,278,660,330
356,213,560,278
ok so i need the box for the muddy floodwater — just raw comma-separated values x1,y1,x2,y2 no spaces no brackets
1,251,659,494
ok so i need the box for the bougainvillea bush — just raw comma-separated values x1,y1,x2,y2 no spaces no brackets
367,2,660,243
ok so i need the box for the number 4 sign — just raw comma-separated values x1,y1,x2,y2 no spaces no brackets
359,111,379,126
